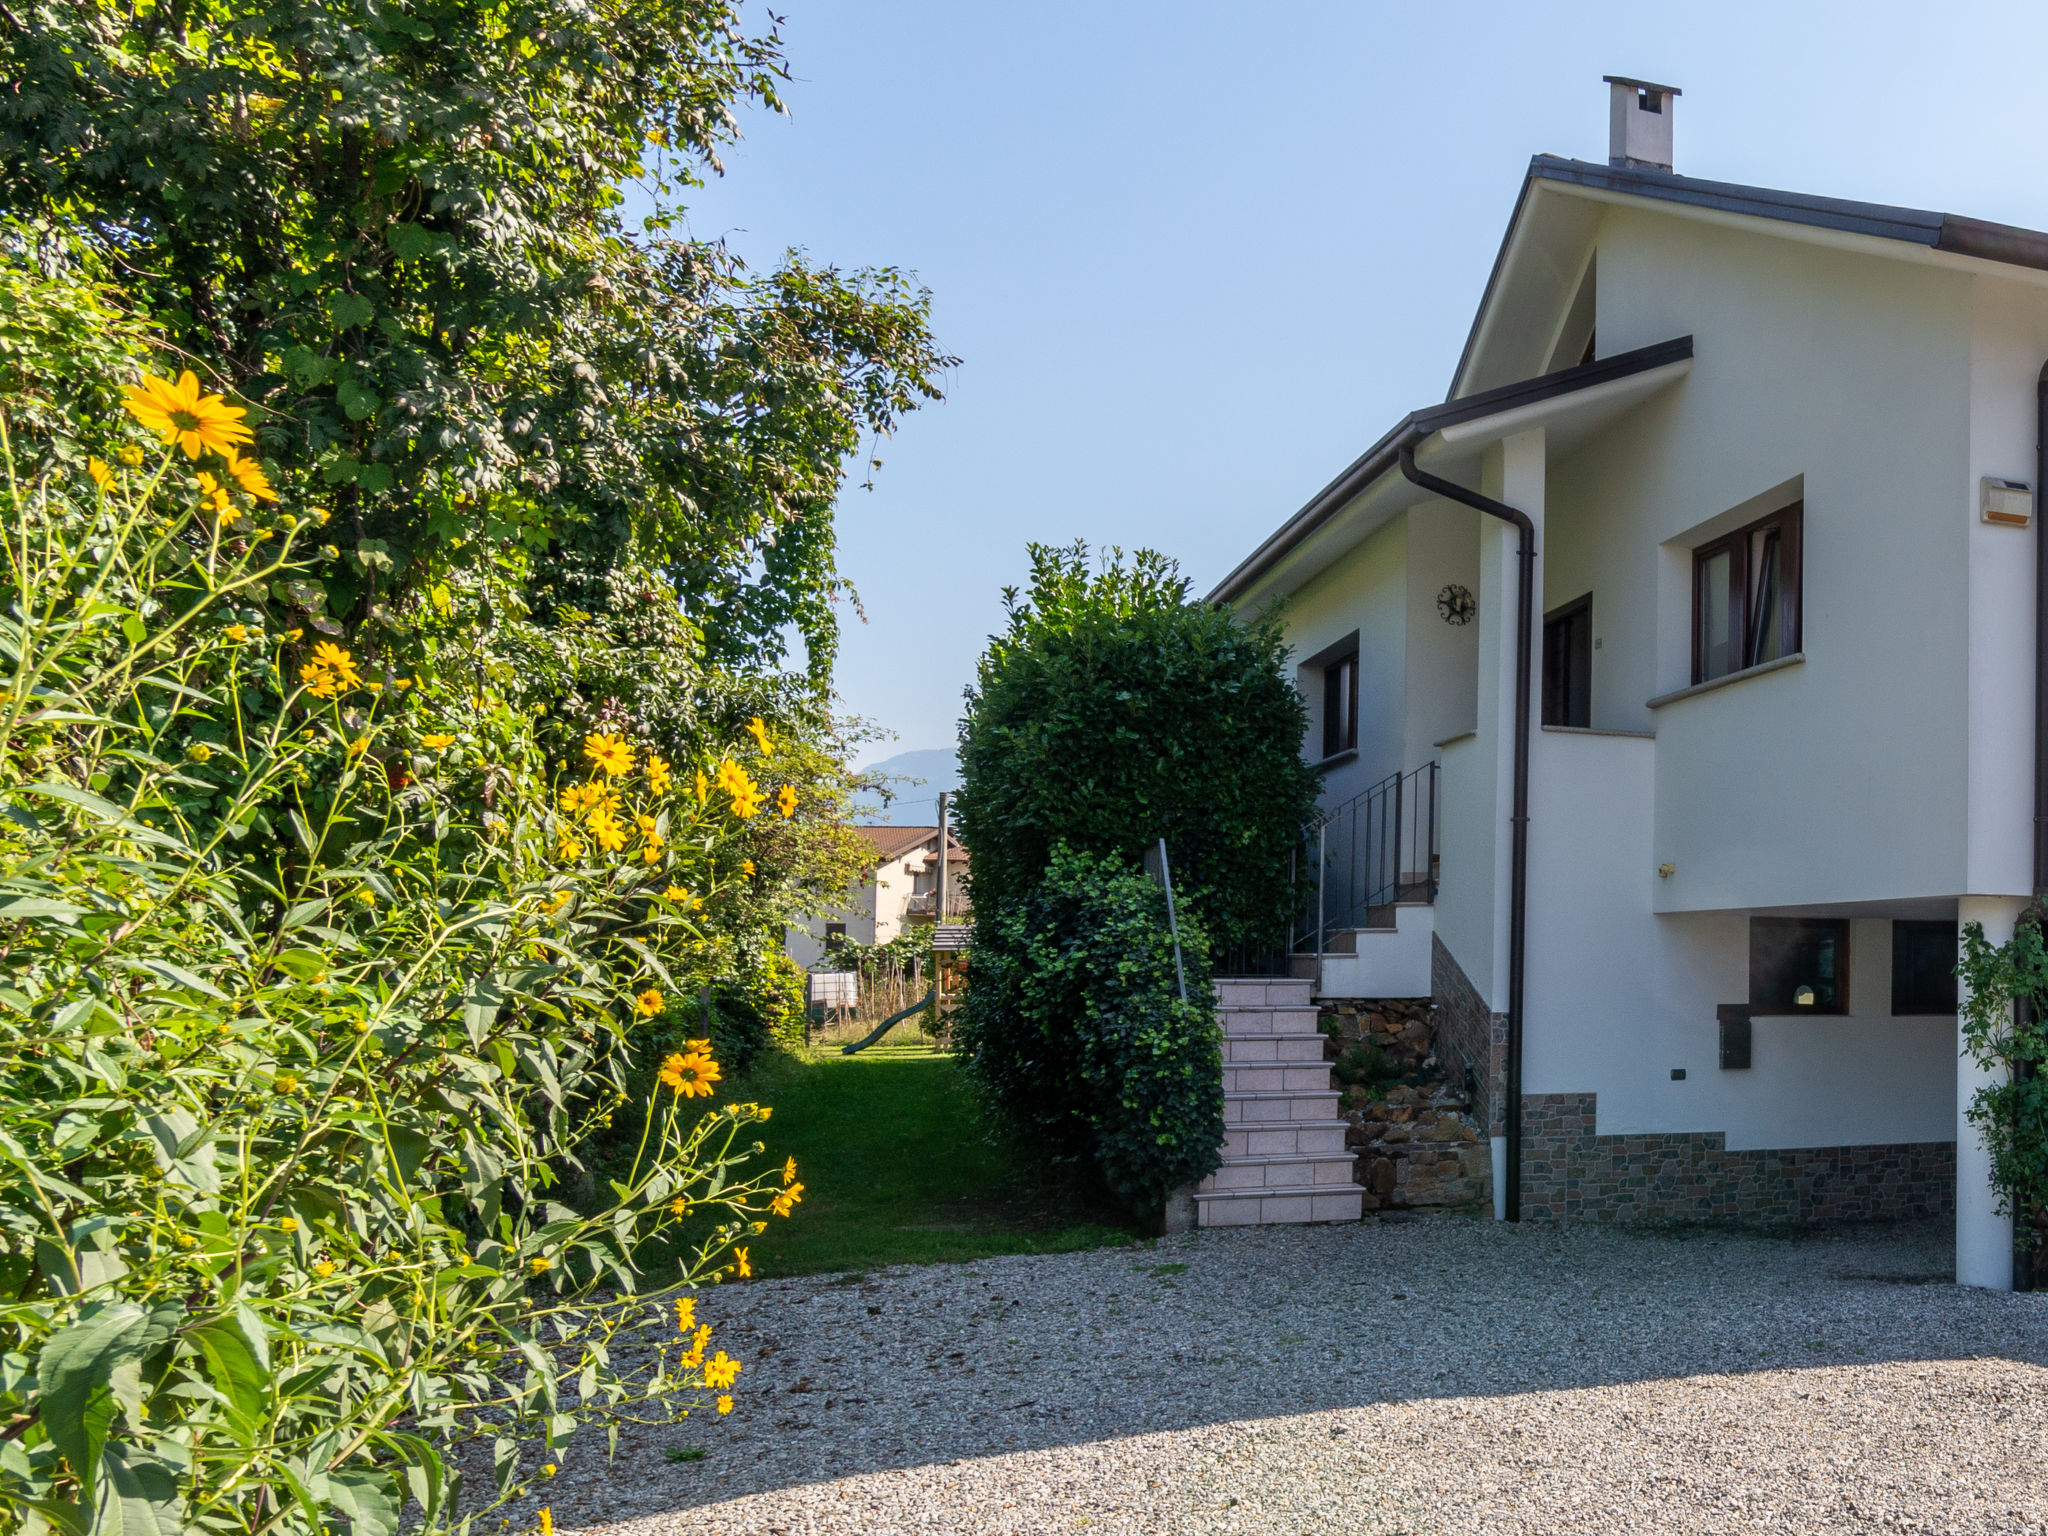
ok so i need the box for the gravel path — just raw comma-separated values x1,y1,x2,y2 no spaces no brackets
526,1215,2048,1535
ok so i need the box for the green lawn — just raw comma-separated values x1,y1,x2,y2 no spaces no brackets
701,1042,1146,1278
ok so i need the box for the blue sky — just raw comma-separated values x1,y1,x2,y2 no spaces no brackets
667,0,2048,768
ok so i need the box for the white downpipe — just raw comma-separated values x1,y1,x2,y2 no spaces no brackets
1957,895,2021,1290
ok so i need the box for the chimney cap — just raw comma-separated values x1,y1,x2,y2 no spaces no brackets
1603,75,1682,97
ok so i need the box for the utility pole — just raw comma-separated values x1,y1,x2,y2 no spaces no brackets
935,790,949,923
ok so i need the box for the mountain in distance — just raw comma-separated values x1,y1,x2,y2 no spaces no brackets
851,747,960,825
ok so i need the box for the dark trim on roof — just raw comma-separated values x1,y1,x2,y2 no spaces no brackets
1451,156,2048,399
1208,335,1693,606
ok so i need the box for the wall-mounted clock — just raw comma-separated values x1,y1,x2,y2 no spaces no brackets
1437,583,1476,626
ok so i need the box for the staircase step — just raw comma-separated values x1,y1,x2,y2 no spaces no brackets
1215,1006,1322,1036
1222,1032,1327,1064
1194,1184,1365,1227
1223,1119,1351,1159
1221,1063,1334,1094
1226,1088,1343,1122
1199,1153,1359,1192
1214,979,1315,1008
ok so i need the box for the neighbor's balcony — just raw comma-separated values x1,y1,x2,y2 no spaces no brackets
904,892,973,918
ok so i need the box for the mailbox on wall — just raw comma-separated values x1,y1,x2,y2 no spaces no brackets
1716,1004,1753,1070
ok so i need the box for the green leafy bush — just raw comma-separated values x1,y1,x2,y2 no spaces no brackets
0,404,799,1534
955,847,1222,1211
1957,916,2048,1259
954,542,1319,957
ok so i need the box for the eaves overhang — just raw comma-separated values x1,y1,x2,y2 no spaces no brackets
1207,335,1693,607
1449,155,2048,399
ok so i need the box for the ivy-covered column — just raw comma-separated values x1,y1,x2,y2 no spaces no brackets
1958,895,2022,1290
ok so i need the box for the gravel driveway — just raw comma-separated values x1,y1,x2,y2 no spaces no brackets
527,1215,2048,1535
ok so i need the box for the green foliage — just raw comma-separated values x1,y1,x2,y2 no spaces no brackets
955,847,1223,1212
0,427,787,1533
1957,916,2048,1249
954,542,1320,957
2,0,952,676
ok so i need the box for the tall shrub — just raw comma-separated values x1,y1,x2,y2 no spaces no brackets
0,395,802,1533
954,542,1319,957
1957,915,2048,1267
955,848,1223,1210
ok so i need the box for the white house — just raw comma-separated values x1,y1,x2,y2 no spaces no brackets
785,825,969,968
1211,78,2048,1287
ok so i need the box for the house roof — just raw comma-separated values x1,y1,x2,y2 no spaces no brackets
1207,336,1692,605
1449,155,2048,399
854,825,938,862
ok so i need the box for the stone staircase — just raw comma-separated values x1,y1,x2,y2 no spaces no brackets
1194,977,1364,1227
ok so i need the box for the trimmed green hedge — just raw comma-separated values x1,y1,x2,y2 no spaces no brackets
957,847,1223,1211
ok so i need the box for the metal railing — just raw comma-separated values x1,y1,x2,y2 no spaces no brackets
1295,761,1439,951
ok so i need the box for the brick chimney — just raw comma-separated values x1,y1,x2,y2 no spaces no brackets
1604,76,1680,173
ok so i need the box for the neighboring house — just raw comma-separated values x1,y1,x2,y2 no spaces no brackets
786,826,970,968
1212,78,2048,1286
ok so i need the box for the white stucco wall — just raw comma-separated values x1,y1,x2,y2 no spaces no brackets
1541,206,1978,912
1402,504,1481,770
1282,514,1409,805
1525,729,1955,1148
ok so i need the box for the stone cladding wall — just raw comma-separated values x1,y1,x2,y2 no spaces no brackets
1430,935,1506,1136
1520,1092,1957,1224
1320,999,1490,1213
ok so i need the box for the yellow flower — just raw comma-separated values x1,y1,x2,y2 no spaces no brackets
542,1464,557,1478
783,1156,798,1187
186,742,213,764
353,887,377,905
674,1296,697,1331
286,627,303,641
681,1324,711,1369
587,806,627,853
279,1216,298,1233
635,987,664,1018
757,1104,772,1121
717,1395,734,1415
299,641,361,699
538,1510,553,1536
559,782,594,815
216,504,242,527
87,457,113,489
704,1350,742,1388
716,760,765,819
556,830,586,862
274,1073,301,1095
196,470,234,514
646,754,673,794
345,737,369,759
583,730,635,777
745,716,773,755
421,733,456,750
225,451,279,501
657,1051,720,1098
668,1196,690,1217
775,785,798,818
770,1182,804,1218
312,1260,336,1278
730,1249,751,1281
693,769,709,804
742,859,755,876
393,676,414,690
529,1255,552,1275
123,370,254,459
225,624,250,642
540,891,572,915
117,444,145,468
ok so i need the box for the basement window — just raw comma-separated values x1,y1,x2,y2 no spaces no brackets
1694,502,1802,684
1750,916,1847,1014
1302,632,1360,762
1891,920,1959,1015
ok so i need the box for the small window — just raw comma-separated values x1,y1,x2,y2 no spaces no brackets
1694,503,1802,684
1750,917,1848,1014
1891,920,1959,1015
1542,594,1592,728
824,921,847,950
1321,650,1358,760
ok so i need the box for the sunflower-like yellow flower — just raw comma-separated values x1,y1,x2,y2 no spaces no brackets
645,754,673,795
704,1350,742,1388
635,987,665,1018
118,444,145,468
587,805,627,853
657,1050,720,1098
560,782,595,815
538,1510,554,1536
195,470,234,515
775,785,798,818
274,1073,302,1095
529,1255,552,1275
225,624,250,642
421,733,455,750
312,1260,336,1279
299,641,361,699
583,730,635,777
730,1249,752,1280
680,1324,711,1369
693,769,709,804
345,737,369,759
87,457,113,489
783,1156,798,1187
123,370,254,459
556,830,585,862
770,1182,804,1218
673,1296,696,1331
742,859,755,877
716,760,765,819
717,1395,734,1415
279,1216,299,1233
668,1195,690,1217
745,716,773,755
225,452,279,501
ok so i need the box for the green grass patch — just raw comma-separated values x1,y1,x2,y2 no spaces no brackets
678,1043,1145,1279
